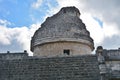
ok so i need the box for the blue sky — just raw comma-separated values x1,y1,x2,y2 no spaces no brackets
0,0,102,28
0,0,120,55
0,0,58,27
0,0,32,27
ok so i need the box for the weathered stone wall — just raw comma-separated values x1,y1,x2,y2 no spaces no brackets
0,52,28,60
33,41,92,57
0,55,100,80
102,49,120,78
105,61,120,79
96,46,120,79
106,61,120,71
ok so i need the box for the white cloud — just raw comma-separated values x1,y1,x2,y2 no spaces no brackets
32,0,43,9
0,19,40,56
79,0,120,49
80,13,105,45
56,0,82,8
0,19,11,26
103,23,119,38
0,19,12,45
0,26,11,45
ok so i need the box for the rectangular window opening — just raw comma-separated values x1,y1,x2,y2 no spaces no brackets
63,49,70,55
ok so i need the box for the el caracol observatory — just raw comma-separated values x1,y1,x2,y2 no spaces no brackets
1,6,120,80
31,6,94,57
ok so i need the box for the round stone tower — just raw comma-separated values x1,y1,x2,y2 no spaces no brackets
31,6,94,57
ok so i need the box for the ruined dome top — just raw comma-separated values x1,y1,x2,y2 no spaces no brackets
31,6,94,51
60,6,80,17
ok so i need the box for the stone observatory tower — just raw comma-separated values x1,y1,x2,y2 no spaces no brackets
31,6,94,57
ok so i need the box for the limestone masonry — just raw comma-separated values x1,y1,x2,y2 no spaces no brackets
0,6,120,80
31,6,94,57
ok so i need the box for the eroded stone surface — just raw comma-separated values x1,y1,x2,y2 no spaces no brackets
31,6,94,57
33,42,92,57
0,54,100,80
